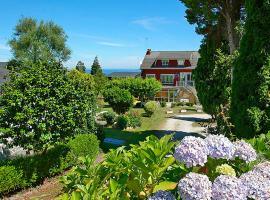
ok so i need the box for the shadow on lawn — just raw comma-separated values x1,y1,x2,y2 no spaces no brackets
101,127,203,152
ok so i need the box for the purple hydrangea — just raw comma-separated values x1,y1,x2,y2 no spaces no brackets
212,175,247,200
178,172,212,200
240,170,270,200
148,191,176,200
205,135,235,160
234,140,257,163
253,161,270,178
174,136,208,168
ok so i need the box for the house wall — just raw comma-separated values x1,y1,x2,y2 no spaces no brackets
141,68,193,86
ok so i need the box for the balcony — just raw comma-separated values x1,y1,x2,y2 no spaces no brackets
176,81,195,87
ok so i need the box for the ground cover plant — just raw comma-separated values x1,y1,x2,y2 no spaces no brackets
59,134,269,199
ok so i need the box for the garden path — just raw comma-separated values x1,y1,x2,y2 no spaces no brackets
156,113,211,140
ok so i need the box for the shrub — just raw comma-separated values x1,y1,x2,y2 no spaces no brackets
0,166,24,195
186,102,194,107
160,101,166,107
103,87,134,114
127,110,142,128
177,102,185,106
171,102,177,108
0,144,74,195
144,101,158,117
116,115,129,130
68,134,99,160
102,111,116,125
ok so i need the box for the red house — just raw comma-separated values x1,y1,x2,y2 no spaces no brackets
140,49,200,103
140,49,199,87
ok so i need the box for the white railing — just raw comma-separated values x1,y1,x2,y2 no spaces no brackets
176,81,195,87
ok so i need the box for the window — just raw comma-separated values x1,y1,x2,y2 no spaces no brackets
160,74,174,85
146,74,155,78
178,59,184,65
162,60,169,66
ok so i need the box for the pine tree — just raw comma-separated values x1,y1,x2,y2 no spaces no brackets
91,56,102,75
231,0,270,138
76,61,86,72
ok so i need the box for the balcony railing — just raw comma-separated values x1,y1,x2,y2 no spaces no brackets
176,81,195,87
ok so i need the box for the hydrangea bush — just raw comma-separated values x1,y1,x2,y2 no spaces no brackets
60,134,270,200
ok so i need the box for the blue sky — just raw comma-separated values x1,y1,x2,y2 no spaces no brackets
0,0,202,69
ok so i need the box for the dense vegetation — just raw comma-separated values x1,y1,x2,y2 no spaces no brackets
231,0,270,138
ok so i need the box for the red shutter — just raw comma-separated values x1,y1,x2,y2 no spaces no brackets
169,60,178,67
184,59,191,67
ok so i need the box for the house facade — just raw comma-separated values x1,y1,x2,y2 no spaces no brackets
140,50,200,103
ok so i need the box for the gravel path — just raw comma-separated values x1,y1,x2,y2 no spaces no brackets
156,113,211,140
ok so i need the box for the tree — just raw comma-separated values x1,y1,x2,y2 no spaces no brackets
76,61,86,72
180,0,244,54
0,63,96,152
9,17,71,65
91,56,102,75
103,87,133,114
231,0,270,138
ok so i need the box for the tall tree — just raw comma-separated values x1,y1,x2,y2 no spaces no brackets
180,0,244,54
9,17,71,66
91,56,102,75
231,0,270,138
76,61,86,72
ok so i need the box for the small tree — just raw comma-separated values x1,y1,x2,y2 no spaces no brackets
0,63,96,153
9,17,71,65
76,61,86,72
103,87,133,114
91,56,102,75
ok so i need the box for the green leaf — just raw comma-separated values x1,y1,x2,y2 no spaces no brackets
153,181,177,193
71,191,81,200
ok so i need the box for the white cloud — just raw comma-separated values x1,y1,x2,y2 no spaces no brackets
97,41,125,47
132,17,175,30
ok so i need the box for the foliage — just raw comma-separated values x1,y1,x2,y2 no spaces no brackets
160,101,166,108
0,166,24,195
102,111,117,125
126,110,142,128
0,144,74,195
144,101,158,117
91,56,102,75
231,0,270,138
60,135,177,199
68,134,99,161
107,77,162,103
103,87,133,114
247,132,270,160
75,61,86,72
9,17,71,65
0,64,96,152
59,133,266,199
116,115,129,130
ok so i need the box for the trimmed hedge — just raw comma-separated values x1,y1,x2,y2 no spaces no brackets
0,134,100,196
144,101,158,117
68,134,99,160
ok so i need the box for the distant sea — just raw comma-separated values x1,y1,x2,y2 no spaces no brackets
86,68,140,75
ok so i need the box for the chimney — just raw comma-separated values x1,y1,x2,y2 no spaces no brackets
146,49,151,55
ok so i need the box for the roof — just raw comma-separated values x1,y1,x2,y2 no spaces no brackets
107,72,141,78
140,51,200,69
0,62,9,85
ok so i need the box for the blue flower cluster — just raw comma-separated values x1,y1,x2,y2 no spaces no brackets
148,190,176,200
240,162,270,200
173,136,208,168
174,135,257,167
178,172,212,200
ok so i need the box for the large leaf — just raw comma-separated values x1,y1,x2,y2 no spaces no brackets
153,181,177,193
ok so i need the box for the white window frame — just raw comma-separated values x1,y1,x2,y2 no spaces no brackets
146,74,156,78
160,74,174,85
178,59,184,65
162,59,169,66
